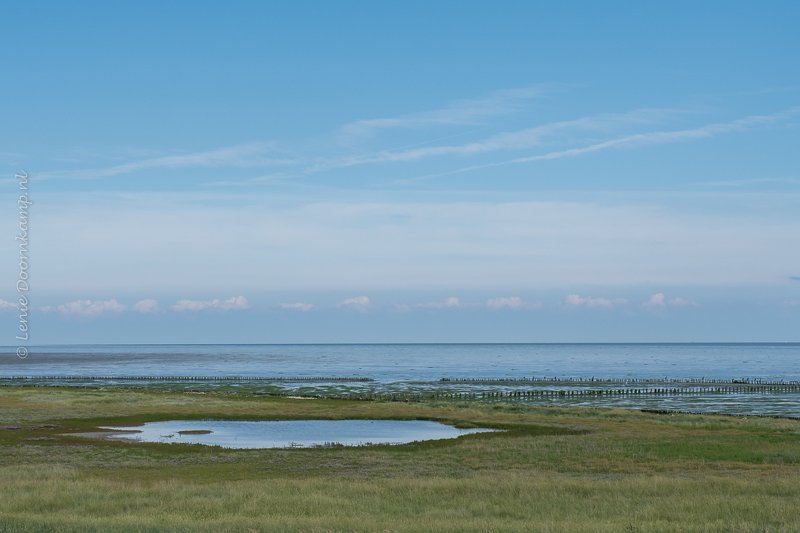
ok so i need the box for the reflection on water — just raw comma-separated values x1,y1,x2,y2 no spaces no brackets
100,419,494,449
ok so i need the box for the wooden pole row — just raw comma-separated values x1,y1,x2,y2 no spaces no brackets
315,385,800,402
439,377,799,385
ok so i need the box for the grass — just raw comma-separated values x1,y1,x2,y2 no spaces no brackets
1,386,799,532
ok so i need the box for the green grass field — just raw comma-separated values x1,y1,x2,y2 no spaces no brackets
1,386,799,532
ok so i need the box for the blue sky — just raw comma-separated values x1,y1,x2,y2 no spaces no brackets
1,1,799,343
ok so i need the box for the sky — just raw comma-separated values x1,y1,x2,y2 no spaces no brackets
1,1,799,343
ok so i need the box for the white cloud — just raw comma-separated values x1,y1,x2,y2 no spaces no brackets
441,296,461,308
417,296,462,309
486,296,525,310
643,293,695,309
644,292,667,308
642,292,696,310
172,296,249,312
564,294,627,309
172,300,210,312
42,299,126,316
280,302,314,311
217,296,250,310
132,299,160,313
338,296,371,311
0,299,18,311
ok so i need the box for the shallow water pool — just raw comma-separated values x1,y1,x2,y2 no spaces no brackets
99,419,495,449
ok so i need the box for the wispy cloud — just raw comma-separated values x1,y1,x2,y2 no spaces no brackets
132,299,160,313
395,107,800,183
486,296,525,310
39,142,290,180
0,299,18,311
280,302,315,311
310,107,677,175
697,177,800,188
38,86,541,183
172,296,249,312
337,86,546,142
564,294,627,309
205,172,292,188
418,296,462,309
42,299,126,316
514,108,798,161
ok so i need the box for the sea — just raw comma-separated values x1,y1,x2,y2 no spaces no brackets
2,343,799,417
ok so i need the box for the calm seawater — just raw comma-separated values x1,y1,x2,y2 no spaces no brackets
1,343,798,381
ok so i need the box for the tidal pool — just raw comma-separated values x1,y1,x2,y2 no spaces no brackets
99,419,495,449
